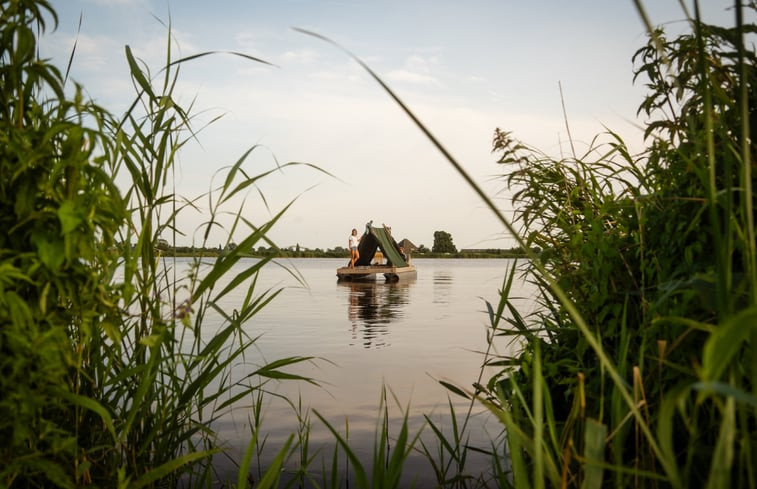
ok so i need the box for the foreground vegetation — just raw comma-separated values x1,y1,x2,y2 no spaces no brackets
2,0,755,488
1,1,313,487
475,3,757,488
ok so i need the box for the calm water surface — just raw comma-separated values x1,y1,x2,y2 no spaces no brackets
184,257,536,485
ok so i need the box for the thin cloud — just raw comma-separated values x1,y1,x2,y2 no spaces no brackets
280,48,320,65
383,52,444,86
44,32,114,70
234,32,264,52
384,69,441,86
84,0,147,5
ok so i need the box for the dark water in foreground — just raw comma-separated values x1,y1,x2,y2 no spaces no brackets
185,257,536,486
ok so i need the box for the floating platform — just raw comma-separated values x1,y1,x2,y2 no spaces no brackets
336,264,417,282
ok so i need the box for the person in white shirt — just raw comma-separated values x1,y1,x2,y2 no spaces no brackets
349,228,361,268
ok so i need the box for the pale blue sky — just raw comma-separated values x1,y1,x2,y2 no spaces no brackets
45,1,740,249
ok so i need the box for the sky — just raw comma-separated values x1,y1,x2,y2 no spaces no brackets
43,1,742,250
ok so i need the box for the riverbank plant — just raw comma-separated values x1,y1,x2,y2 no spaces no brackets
479,2,756,487
1,1,125,485
1,1,316,486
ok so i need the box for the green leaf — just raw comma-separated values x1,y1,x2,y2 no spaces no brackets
581,418,608,489
251,356,319,384
139,333,162,347
705,395,735,489
58,199,83,234
702,306,757,381
691,381,757,408
314,410,369,489
438,380,471,400
246,435,294,489
27,458,74,489
130,450,218,489
57,390,117,442
124,45,155,99
31,232,65,270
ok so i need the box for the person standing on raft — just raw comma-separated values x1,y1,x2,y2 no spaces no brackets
349,228,361,268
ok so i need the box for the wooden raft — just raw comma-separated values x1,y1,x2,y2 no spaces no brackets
336,264,417,282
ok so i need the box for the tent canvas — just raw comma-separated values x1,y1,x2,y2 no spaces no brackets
352,224,408,268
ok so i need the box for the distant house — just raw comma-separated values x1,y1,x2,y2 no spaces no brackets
285,244,309,252
397,238,417,252
459,248,517,256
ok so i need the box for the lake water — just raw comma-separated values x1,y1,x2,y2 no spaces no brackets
179,257,536,486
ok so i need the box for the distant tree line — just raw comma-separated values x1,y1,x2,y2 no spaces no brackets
137,230,529,258
141,243,530,259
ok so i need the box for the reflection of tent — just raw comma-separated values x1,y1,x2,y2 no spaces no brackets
353,224,408,268
341,280,413,348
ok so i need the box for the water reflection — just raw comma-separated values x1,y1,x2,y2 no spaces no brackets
341,279,415,349
433,270,454,305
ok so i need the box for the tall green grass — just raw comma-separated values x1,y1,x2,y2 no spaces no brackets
479,2,756,487
1,1,318,486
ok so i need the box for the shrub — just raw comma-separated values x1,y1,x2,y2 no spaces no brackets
483,4,756,488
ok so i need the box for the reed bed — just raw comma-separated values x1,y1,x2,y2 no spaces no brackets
2,1,316,487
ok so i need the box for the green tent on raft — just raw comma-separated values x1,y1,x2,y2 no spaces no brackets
352,223,409,268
